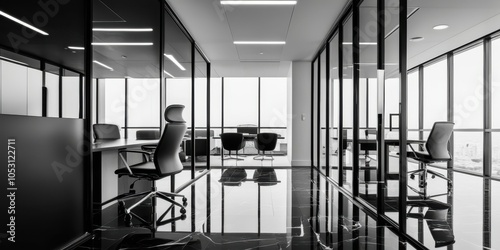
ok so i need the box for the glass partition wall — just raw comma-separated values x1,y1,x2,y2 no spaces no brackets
93,0,210,178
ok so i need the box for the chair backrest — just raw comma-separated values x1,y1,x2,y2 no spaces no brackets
93,124,120,139
220,133,245,151
237,124,258,134
136,130,160,140
255,133,278,151
153,105,187,175
426,122,454,160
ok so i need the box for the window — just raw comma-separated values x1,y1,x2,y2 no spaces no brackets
423,59,448,129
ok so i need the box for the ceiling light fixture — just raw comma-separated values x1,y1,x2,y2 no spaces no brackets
163,70,174,78
68,46,85,50
0,56,27,65
433,24,449,30
342,42,377,45
92,42,153,46
93,28,153,32
93,60,113,71
164,54,186,71
0,10,49,35
234,41,286,45
410,36,424,42
221,1,297,5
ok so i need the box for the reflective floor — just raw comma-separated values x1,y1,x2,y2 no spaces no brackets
78,166,500,249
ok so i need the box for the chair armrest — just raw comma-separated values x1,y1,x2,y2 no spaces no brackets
118,150,153,175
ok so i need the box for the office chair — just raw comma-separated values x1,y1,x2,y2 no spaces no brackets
253,168,280,186
361,129,377,163
407,122,454,199
109,105,188,228
253,133,278,161
136,130,161,161
220,133,246,161
218,168,248,186
93,123,120,140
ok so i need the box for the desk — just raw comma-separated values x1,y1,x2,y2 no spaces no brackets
92,139,158,228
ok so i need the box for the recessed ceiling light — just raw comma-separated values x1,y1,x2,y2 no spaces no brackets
93,28,153,32
68,46,85,50
433,24,449,30
93,60,113,71
234,41,286,45
164,54,186,71
164,70,174,78
259,52,264,55
121,55,127,59
0,10,49,36
221,1,297,5
410,36,424,42
342,42,377,46
92,42,153,46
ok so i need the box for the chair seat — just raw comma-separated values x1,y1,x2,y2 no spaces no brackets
407,150,434,163
115,161,181,179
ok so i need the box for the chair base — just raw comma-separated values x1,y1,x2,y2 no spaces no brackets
408,165,453,199
222,155,245,161
253,155,274,161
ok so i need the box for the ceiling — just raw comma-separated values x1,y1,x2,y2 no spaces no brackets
1,0,500,78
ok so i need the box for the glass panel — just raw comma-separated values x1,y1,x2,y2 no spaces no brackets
0,60,28,115
492,37,500,128
342,16,353,191
194,49,208,171
260,77,287,128
223,78,258,127
101,79,126,137
423,59,447,129
127,78,160,134
492,133,500,178
210,77,222,167
62,73,80,119
46,71,60,118
313,60,318,168
492,180,500,249
408,71,419,130
320,49,327,175
329,33,340,181
453,132,483,174
358,0,378,208
454,44,483,129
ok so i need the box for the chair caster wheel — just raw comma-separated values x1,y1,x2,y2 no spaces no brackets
180,208,186,214
431,175,435,179
410,174,415,180
183,202,188,207
182,197,187,203
181,214,187,220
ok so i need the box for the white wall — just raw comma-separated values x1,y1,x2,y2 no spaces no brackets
290,61,312,166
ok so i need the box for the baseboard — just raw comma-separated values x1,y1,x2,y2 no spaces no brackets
291,160,311,167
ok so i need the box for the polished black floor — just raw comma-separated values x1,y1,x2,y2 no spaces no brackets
77,165,499,249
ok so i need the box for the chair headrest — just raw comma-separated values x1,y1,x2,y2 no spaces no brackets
164,104,186,123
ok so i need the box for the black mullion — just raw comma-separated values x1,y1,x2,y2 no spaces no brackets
160,6,165,132
191,43,195,179
338,24,344,186
418,66,423,141
83,0,93,231
317,55,321,171
42,62,47,117
447,53,454,170
95,78,99,123
353,0,360,197
124,78,128,139
221,77,224,165
398,0,409,235
59,67,63,118
365,78,369,128
326,44,330,177
207,63,211,170
311,62,314,167
377,0,385,217
258,77,261,133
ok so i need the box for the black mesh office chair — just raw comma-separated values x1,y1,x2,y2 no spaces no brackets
109,105,188,227
220,133,246,161
407,122,454,199
253,133,278,161
93,123,120,140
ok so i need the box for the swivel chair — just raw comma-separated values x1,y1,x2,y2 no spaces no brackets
109,105,188,228
253,133,278,161
407,122,454,199
93,123,120,140
220,133,246,161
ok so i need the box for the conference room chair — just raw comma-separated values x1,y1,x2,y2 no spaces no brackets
93,123,121,140
407,121,454,199
107,105,188,228
253,133,278,161
218,168,248,186
220,133,246,162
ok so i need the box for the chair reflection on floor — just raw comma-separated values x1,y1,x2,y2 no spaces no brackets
113,232,202,249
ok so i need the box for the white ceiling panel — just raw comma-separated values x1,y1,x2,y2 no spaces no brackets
235,44,284,61
224,5,295,41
